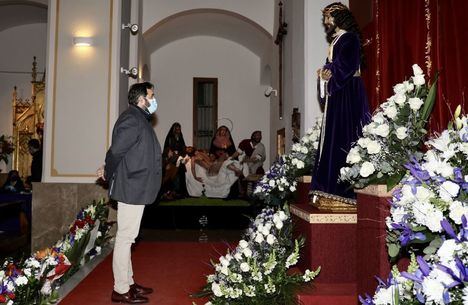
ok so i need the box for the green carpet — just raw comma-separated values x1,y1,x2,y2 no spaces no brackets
159,197,251,207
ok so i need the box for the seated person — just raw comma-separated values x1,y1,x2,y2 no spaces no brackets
161,122,187,200
237,130,266,175
209,125,236,159
2,170,25,193
184,146,243,198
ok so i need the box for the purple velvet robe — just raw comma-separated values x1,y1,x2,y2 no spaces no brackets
311,32,370,199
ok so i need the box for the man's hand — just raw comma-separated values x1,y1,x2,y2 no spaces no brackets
96,165,106,181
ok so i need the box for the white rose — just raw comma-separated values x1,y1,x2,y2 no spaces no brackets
395,127,408,140
255,233,264,243
275,220,283,229
289,185,296,192
403,80,415,92
375,124,390,137
394,94,406,106
358,137,371,148
269,180,275,187
239,240,249,249
266,234,276,245
393,83,406,95
346,147,362,164
383,105,398,119
360,162,375,178
408,97,424,111
412,74,425,86
412,64,424,76
240,262,250,272
243,248,252,258
296,160,305,169
366,140,381,154
212,283,223,297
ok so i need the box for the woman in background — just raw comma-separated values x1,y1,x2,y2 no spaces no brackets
161,122,187,200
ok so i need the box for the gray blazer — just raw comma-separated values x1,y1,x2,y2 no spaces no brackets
105,105,162,205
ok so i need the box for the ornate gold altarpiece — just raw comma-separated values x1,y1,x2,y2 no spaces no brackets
12,57,45,179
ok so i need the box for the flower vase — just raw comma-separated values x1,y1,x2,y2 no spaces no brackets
354,184,394,297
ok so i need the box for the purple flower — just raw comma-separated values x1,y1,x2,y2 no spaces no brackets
391,223,426,246
404,157,431,182
358,293,374,305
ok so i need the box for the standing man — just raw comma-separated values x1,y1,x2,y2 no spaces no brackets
97,82,161,304
311,2,370,199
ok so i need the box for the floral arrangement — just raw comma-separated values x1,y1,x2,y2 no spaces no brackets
254,118,322,205
0,199,113,305
386,110,467,260
340,64,438,190
195,207,320,305
0,135,14,166
362,110,468,305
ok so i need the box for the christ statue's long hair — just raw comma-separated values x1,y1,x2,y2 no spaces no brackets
323,2,366,68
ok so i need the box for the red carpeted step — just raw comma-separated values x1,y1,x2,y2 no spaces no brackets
297,282,357,305
59,242,232,305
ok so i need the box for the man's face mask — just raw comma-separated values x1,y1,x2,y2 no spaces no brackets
146,97,158,114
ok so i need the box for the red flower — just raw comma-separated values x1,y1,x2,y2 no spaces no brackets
7,292,15,300
0,295,6,302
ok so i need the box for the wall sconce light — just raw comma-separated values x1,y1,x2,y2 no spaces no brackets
121,67,138,78
73,37,93,47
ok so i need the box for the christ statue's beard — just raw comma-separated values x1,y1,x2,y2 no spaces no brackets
325,24,337,36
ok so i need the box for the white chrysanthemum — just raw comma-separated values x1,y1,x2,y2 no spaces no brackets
373,286,394,305
438,181,460,202
255,233,264,244
449,201,468,224
415,186,435,203
289,185,296,192
437,239,460,266
422,277,445,304
425,209,444,232
358,137,372,148
391,207,407,223
266,234,276,245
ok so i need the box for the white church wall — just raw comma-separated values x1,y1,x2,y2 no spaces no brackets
304,0,348,131
271,0,348,158
43,0,120,182
150,36,271,168
0,23,47,173
142,0,275,35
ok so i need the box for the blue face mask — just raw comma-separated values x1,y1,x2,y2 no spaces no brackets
146,97,158,114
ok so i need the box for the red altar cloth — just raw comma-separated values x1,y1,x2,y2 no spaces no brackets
290,204,357,283
355,186,392,297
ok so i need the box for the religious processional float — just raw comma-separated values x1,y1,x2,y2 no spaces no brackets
0,199,113,305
